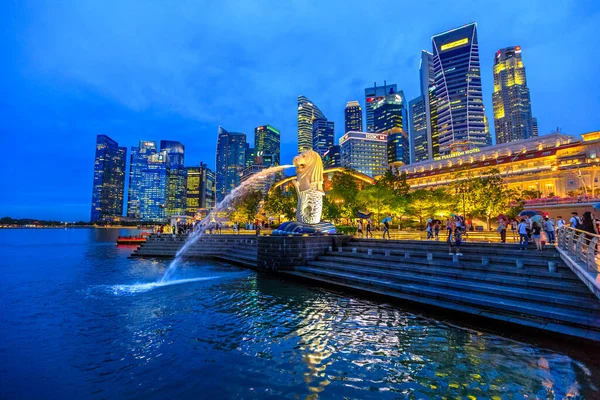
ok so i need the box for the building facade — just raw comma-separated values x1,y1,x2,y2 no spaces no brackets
185,162,216,216
324,145,341,168
90,135,127,222
200,163,216,210
160,140,187,216
372,90,409,167
216,126,247,202
364,82,397,133
397,131,600,200
344,101,362,133
127,140,157,218
340,131,388,177
245,146,256,169
297,95,325,154
312,118,335,157
255,125,280,166
431,23,490,155
139,151,170,222
493,46,536,144
410,51,435,162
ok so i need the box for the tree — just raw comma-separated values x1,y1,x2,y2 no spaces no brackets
322,195,343,223
230,190,263,223
377,167,410,196
358,184,394,222
521,189,542,199
469,169,512,230
263,187,296,223
328,170,362,223
406,189,437,229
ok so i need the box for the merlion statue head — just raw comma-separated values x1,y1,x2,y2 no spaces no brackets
293,149,324,193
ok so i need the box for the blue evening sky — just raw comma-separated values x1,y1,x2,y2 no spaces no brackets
1,0,599,221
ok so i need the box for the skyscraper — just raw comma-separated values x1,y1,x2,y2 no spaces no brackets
364,82,397,132
90,135,126,222
185,162,216,216
245,146,256,169
139,151,170,222
185,166,201,217
493,46,536,144
431,23,490,155
255,125,281,165
373,90,409,167
216,126,247,202
409,51,435,162
127,141,157,218
324,145,341,168
312,118,335,157
344,101,362,133
532,117,538,137
297,95,325,154
340,131,388,177
160,140,187,216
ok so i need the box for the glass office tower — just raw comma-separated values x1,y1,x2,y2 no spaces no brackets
255,125,281,166
364,82,397,133
297,96,325,153
216,126,247,202
90,135,126,222
312,118,335,157
344,101,362,133
127,141,157,218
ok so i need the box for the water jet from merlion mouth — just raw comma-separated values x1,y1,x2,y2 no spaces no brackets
159,164,293,282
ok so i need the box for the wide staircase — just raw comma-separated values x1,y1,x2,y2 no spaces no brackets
284,238,600,343
131,234,258,269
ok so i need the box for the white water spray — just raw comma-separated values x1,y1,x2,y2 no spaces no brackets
159,164,293,282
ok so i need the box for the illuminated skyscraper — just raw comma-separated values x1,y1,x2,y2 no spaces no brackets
344,101,362,133
297,96,325,153
185,166,201,217
186,162,216,216
373,90,409,167
255,125,280,165
364,82,397,132
324,145,340,168
139,150,170,222
200,162,216,210
312,118,335,157
410,51,435,162
160,140,187,216
216,126,247,202
340,131,388,177
532,117,538,137
127,141,157,218
432,23,490,155
245,146,256,169
90,135,126,222
493,46,536,144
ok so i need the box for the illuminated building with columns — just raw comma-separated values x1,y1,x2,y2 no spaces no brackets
396,131,600,198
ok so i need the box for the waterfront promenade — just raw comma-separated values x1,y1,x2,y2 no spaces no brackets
132,232,600,344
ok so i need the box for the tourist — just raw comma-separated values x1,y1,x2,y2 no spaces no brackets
256,222,261,236
434,220,440,240
357,220,363,238
447,225,463,256
366,219,372,238
382,215,392,240
556,216,565,229
544,217,555,244
580,211,598,241
497,218,507,243
570,212,580,228
518,218,529,250
426,218,433,240
510,219,518,240
531,221,543,251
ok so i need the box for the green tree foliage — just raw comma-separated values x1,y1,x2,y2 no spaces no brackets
327,170,361,222
521,189,542,199
468,169,513,230
263,187,296,223
230,190,263,223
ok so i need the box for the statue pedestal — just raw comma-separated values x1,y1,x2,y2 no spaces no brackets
272,221,336,235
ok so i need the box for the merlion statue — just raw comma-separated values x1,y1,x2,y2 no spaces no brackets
272,149,336,235
292,149,325,224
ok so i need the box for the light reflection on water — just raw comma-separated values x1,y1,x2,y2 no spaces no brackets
0,228,598,399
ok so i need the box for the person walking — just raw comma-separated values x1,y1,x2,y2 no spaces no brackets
497,218,507,243
434,220,440,241
366,219,372,239
544,217,555,244
570,212,580,228
510,219,518,240
531,221,543,251
357,220,363,238
426,218,433,240
447,225,463,256
556,216,565,229
580,211,598,242
382,215,392,240
518,218,529,250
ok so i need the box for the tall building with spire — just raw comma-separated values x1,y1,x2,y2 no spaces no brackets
364,82,397,132
90,135,126,222
431,23,490,155
216,126,247,202
297,96,325,153
344,101,362,133
493,46,536,144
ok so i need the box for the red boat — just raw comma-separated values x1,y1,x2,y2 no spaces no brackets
117,230,152,245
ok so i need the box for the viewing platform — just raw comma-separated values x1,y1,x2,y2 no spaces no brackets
132,233,600,344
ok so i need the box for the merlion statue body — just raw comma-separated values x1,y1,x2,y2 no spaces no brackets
292,150,325,224
272,149,336,235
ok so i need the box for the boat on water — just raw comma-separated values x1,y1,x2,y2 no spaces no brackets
117,230,152,245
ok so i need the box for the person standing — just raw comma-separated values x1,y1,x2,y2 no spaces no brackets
531,221,543,251
544,217,555,244
518,218,529,250
556,216,565,229
580,211,598,241
382,215,391,240
497,219,507,243
357,220,363,238
434,220,440,241
366,219,372,239
426,218,433,240
570,212,580,228
510,219,518,240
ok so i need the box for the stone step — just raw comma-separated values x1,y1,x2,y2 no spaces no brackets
283,270,600,343
318,253,577,283
305,261,600,312
295,267,600,331
311,257,589,294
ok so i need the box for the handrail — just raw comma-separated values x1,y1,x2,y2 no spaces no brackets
556,225,600,273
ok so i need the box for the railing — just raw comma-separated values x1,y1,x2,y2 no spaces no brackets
523,196,600,207
557,225,600,273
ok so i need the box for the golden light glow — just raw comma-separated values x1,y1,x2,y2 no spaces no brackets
440,38,468,51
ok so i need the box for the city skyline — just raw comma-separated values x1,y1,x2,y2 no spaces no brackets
2,0,599,220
